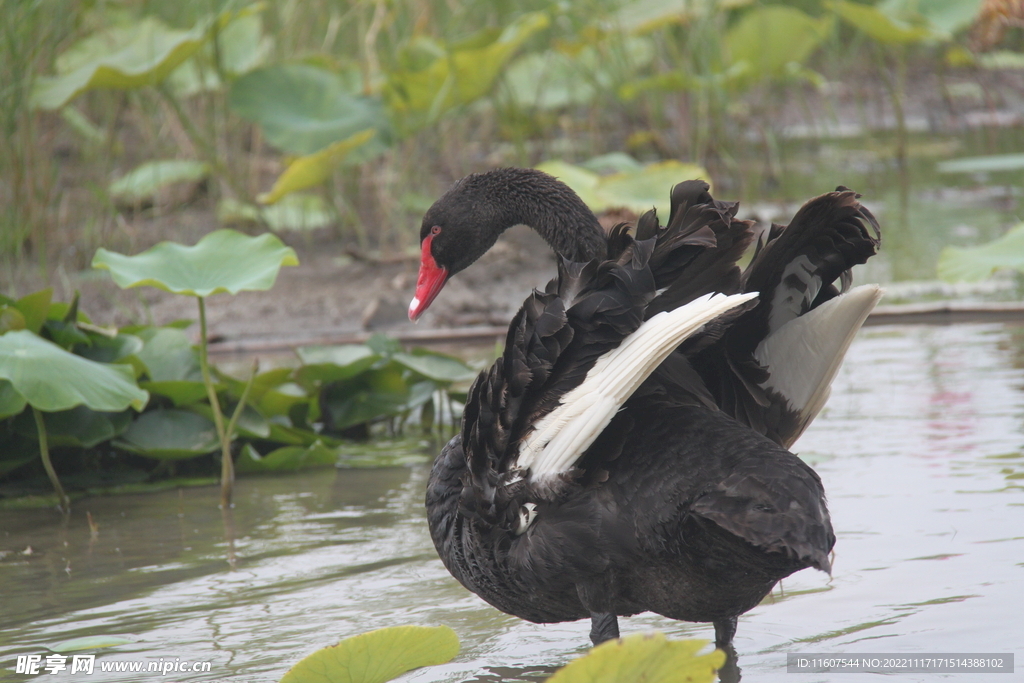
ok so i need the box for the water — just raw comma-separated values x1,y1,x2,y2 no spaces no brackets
2,322,1023,682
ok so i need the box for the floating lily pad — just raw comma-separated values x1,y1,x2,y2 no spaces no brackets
546,633,723,683
92,229,299,298
47,635,134,653
280,625,459,683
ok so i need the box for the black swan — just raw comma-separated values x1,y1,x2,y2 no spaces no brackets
412,168,881,649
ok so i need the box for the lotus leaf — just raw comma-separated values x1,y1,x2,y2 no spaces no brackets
938,223,1024,283
16,289,53,335
0,331,148,413
279,625,459,683
0,380,28,419
384,12,549,130
15,406,132,448
229,63,389,155
134,328,202,382
236,441,338,474
114,409,219,459
218,195,336,232
108,160,210,203
937,154,1024,174
536,160,710,216
320,365,410,432
141,381,210,407
92,229,299,298
47,636,134,653
725,6,833,86
295,345,380,387
33,17,209,110
828,0,943,44
257,129,376,204
392,351,476,383
547,633,722,683
75,333,144,364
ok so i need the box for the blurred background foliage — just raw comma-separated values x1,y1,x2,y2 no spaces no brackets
3,0,1019,269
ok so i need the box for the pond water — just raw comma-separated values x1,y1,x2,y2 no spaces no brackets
2,321,1023,682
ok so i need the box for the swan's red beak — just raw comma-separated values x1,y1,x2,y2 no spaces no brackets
409,234,448,321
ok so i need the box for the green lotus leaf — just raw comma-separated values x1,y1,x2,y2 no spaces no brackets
236,441,338,474
169,11,273,96
295,345,380,387
75,333,144,364
384,12,549,131
188,401,271,439
217,195,336,232
258,382,308,418
937,154,1024,174
0,380,28,419
14,406,132,448
92,229,299,298
828,0,943,44
938,223,1024,283
280,625,459,683
608,0,752,34
257,129,375,204
538,160,710,217
141,380,209,407
392,350,475,383
0,330,148,412
47,635,135,653
133,327,202,382
0,306,26,334
546,633,723,683
108,159,210,203
320,364,410,432
229,63,389,156
725,6,833,86
114,409,218,459
32,17,209,110
16,289,53,335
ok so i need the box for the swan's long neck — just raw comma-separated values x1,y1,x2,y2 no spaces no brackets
466,168,606,263
499,191,605,262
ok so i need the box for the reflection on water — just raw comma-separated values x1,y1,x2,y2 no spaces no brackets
2,324,1023,683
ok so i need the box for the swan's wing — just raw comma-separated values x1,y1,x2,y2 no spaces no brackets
516,292,759,479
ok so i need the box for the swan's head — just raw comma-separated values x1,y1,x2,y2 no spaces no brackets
408,170,530,321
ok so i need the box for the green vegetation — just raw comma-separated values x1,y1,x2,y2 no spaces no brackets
0,260,474,509
1,0,1011,267
277,626,723,683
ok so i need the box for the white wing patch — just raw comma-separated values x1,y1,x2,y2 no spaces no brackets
755,284,882,444
515,291,760,480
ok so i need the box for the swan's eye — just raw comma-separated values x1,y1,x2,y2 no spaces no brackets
431,225,442,236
